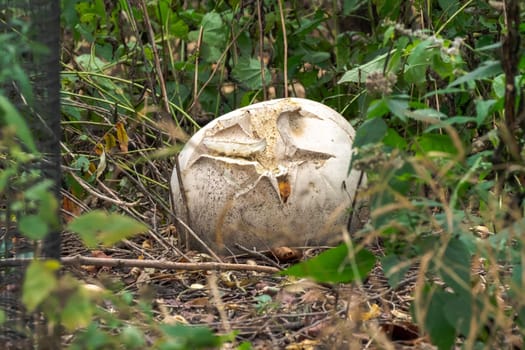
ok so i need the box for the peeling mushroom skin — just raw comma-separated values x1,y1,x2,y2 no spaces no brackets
171,98,365,253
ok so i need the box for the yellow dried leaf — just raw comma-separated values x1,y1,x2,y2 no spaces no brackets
115,121,129,152
360,303,381,321
103,133,117,151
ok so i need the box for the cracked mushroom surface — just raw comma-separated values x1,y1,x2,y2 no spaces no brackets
171,98,365,253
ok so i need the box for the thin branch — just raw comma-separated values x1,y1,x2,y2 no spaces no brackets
66,170,140,207
256,0,267,100
0,256,280,274
140,0,171,116
277,0,288,98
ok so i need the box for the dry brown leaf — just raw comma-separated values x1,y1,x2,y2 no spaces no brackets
115,121,129,152
470,225,492,239
185,297,210,308
103,133,117,152
141,239,152,249
162,314,188,325
285,339,319,350
271,246,302,262
360,303,381,321
62,196,81,223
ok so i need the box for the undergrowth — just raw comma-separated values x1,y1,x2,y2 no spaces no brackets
1,0,524,349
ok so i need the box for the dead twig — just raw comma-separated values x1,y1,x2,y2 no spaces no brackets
0,255,281,274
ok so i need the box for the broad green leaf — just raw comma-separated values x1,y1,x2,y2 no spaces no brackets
231,57,271,90
24,179,54,200
383,128,407,149
120,325,146,349
22,260,60,312
160,324,234,348
404,39,436,84
405,108,447,123
170,19,189,39
353,117,388,148
0,308,5,324
280,244,376,283
475,99,496,126
423,116,476,133
448,60,502,87
61,287,95,331
67,210,148,248
0,167,17,192
385,97,409,121
438,238,471,294
444,292,476,337
381,254,411,288
366,99,389,119
338,51,394,84
0,95,37,153
19,215,49,240
413,133,459,156
423,289,457,350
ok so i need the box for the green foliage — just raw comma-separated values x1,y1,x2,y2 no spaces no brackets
281,243,376,283
67,210,148,248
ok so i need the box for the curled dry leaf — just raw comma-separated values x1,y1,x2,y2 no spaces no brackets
470,225,492,239
271,246,302,262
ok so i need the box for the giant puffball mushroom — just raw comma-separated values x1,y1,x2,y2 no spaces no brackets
171,98,365,253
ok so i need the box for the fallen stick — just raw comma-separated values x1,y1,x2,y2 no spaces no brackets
0,255,281,274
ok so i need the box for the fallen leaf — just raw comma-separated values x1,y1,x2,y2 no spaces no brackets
142,239,152,249
360,303,381,321
115,121,129,152
271,246,302,262
103,133,117,152
285,339,319,350
470,225,492,239
185,297,210,308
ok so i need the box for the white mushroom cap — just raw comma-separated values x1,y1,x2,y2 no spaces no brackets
171,98,365,253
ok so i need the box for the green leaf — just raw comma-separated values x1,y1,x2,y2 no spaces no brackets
475,99,496,126
338,51,393,84
381,254,411,288
19,215,49,240
438,238,471,293
160,324,233,348
120,325,146,349
353,117,388,148
25,179,54,200
61,287,95,331
22,260,60,312
444,292,474,337
0,308,5,324
383,128,407,149
0,167,17,192
423,289,457,350
0,95,37,153
231,57,271,90
280,244,376,283
413,133,459,156
67,210,148,248
385,97,409,121
448,60,502,87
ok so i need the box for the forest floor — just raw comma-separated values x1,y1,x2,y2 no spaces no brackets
61,226,435,349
